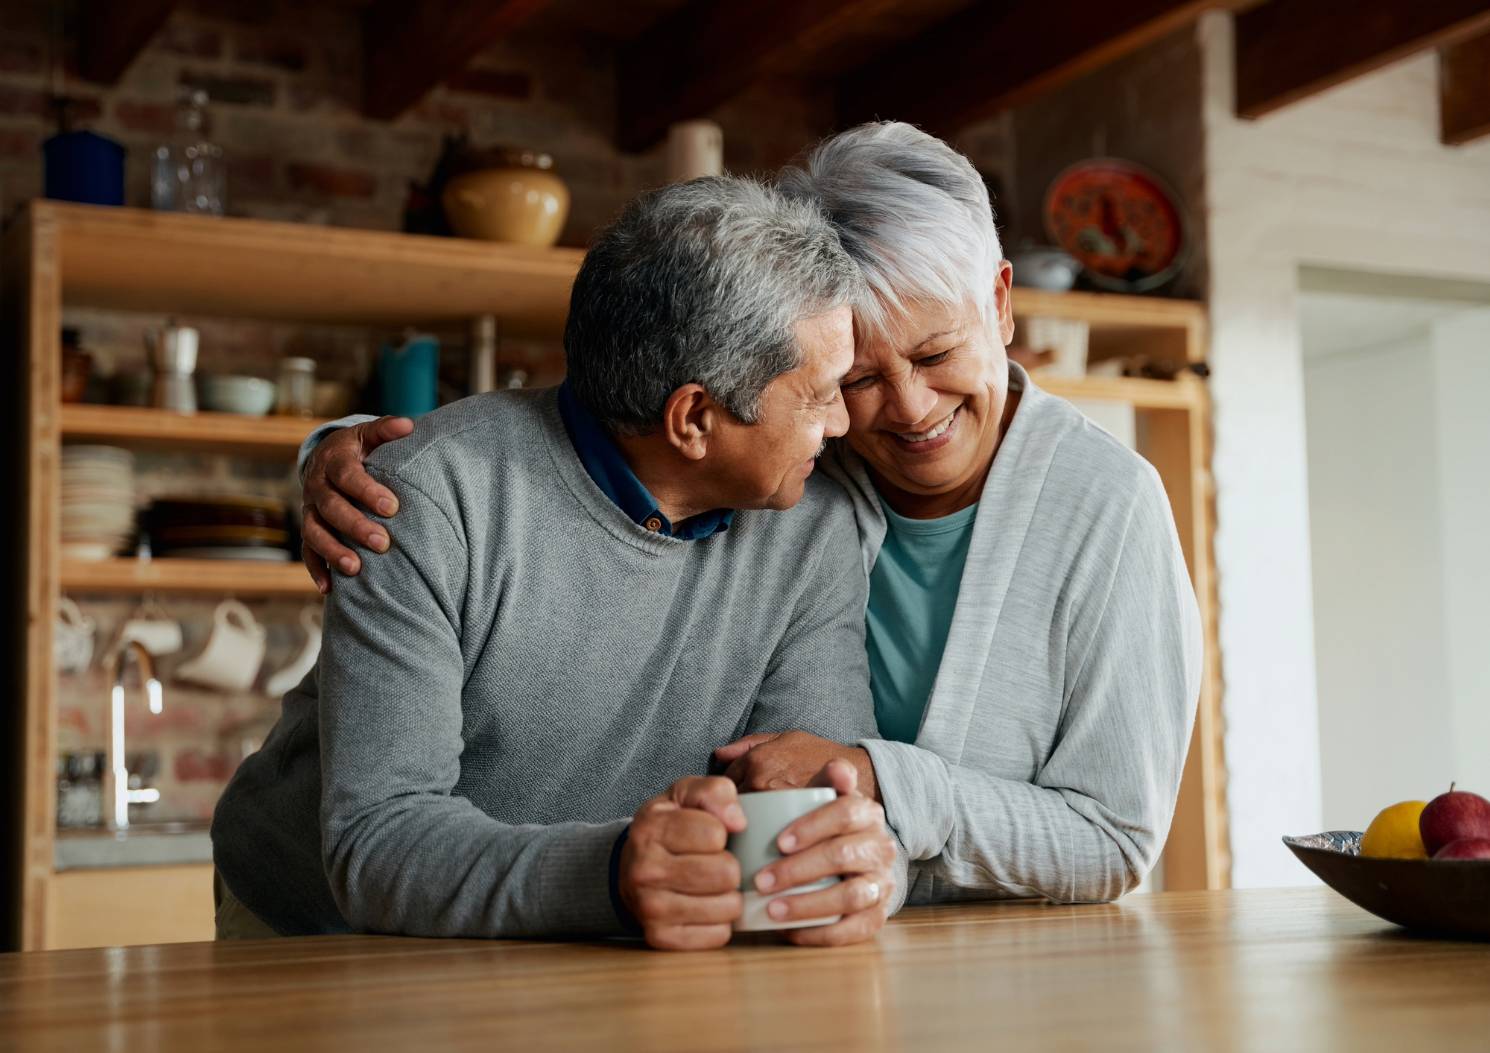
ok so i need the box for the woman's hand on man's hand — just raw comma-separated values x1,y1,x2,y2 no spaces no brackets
300,415,413,593
713,730,880,804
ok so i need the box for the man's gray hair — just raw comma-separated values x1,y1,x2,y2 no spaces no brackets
777,122,1003,339
564,176,864,432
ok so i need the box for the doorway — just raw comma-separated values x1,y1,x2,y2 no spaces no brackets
1299,267,1490,831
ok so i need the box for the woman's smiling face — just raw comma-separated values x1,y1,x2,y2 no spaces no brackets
839,261,1016,518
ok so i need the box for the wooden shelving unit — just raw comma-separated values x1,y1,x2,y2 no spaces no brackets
4,201,1226,952
61,558,316,596
61,405,330,455
47,201,583,336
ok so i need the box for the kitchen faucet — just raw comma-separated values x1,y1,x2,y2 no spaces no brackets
104,640,164,832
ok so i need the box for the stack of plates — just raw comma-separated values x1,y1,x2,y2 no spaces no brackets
142,495,293,561
61,446,136,560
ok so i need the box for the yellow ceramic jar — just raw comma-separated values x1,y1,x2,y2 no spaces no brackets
442,150,570,248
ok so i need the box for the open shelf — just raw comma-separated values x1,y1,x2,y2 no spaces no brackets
38,201,583,337
60,558,317,596
1037,374,1203,411
61,404,330,456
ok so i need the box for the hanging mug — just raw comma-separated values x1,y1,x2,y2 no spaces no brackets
118,597,184,656
176,599,266,693
264,606,323,699
54,597,96,674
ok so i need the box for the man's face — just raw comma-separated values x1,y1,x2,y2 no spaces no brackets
705,306,854,510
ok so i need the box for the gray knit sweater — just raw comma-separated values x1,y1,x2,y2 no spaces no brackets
211,388,882,937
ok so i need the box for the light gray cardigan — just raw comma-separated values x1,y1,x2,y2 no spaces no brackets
826,364,1203,904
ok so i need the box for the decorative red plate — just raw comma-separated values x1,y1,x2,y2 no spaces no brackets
1043,159,1187,293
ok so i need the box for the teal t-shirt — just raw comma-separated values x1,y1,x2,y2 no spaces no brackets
866,497,979,743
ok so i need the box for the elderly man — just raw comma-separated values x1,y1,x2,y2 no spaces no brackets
210,176,899,951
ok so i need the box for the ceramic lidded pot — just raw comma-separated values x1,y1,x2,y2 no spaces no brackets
441,148,570,248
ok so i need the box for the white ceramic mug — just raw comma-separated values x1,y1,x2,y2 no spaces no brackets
175,599,266,693
54,597,96,674
728,788,842,932
118,599,183,656
264,606,323,698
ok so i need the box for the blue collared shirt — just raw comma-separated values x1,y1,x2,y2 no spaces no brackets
557,383,734,541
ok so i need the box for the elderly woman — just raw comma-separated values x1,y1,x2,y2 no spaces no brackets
300,122,1200,906
715,123,1202,904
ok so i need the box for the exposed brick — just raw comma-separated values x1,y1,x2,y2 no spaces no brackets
0,33,46,74
183,0,275,26
231,152,278,196
0,84,50,119
0,127,42,158
287,78,359,115
286,161,376,198
235,31,309,72
179,70,275,107
112,99,178,136
64,96,104,125
58,705,93,737
410,96,472,128
447,68,532,101
156,20,223,59
174,747,235,783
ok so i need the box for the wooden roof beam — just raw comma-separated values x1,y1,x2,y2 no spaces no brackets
1236,0,1490,120
838,0,1227,135
1440,29,1490,146
362,0,550,121
617,0,901,153
77,0,176,84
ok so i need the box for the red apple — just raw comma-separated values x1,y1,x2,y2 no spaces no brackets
1420,784,1490,856
1432,838,1490,861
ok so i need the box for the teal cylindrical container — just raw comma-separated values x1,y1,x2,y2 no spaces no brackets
378,332,439,417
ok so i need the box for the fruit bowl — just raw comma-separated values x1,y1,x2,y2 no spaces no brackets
1284,831,1490,939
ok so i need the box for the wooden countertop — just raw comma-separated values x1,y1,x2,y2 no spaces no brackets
2,889,1487,1051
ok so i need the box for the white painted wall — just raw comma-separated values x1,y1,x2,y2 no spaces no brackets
1199,13,1490,885
1304,330,1453,830
1304,305,1490,830
1432,310,1490,796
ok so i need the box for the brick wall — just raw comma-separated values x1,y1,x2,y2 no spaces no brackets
7,0,1017,822
0,0,869,240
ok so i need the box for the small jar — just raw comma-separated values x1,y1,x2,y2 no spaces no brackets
276,357,316,417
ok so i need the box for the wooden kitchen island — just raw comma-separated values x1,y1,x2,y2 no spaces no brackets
2,889,1486,1051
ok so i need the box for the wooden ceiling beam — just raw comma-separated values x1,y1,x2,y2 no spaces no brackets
362,0,550,121
838,0,1226,135
1440,30,1490,145
77,0,177,84
617,0,902,153
1236,0,1490,120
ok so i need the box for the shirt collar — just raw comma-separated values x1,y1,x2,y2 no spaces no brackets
557,382,733,541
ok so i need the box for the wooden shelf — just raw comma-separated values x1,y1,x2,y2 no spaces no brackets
1012,287,1205,332
61,558,317,596
60,404,330,456
1012,286,1206,371
1037,374,1204,411
38,201,583,336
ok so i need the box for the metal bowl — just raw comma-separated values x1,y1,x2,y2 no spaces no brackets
1284,831,1490,939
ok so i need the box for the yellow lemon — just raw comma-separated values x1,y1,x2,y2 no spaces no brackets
1360,800,1429,859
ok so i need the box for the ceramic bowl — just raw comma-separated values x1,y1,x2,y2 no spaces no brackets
442,153,570,247
1284,830,1490,939
199,375,276,416
1009,247,1081,291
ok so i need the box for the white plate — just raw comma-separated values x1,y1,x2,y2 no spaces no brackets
159,547,293,562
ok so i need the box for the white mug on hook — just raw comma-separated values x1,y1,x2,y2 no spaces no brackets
176,599,266,693
118,597,183,656
54,597,96,674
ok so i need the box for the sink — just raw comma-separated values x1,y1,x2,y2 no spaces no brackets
55,821,214,871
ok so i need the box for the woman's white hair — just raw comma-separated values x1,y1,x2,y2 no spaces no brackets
776,121,1003,340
